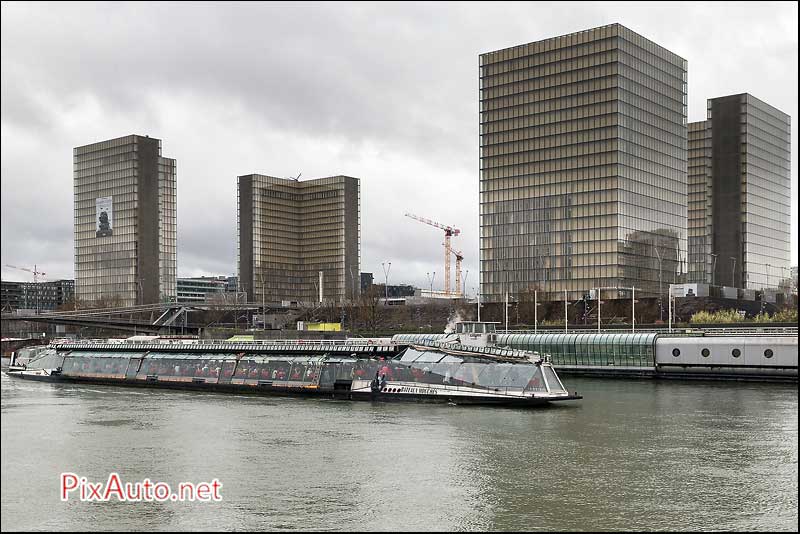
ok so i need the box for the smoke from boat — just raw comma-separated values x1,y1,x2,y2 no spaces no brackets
444,310,465,334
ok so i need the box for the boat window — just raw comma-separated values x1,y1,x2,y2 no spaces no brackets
453,364,485,387
475,364,512,389
353,360,381,381
542,365,566,393
399,348,424,362
26,350,64,370
500,365,537,389
524,367,547,393
414,350,444,363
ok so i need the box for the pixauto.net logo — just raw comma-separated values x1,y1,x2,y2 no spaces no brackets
61,473,222,502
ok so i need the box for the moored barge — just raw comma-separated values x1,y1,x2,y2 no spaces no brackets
6,322,581,407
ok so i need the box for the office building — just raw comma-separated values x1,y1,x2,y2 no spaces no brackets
74,135,176,307
687,94,791,290
479,23,687,301
0,279,75,312
360,272,374,294
177,277,227,304
238,174,360,304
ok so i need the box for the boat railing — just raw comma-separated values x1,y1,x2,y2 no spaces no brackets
53,338,395,348
418,339,539,362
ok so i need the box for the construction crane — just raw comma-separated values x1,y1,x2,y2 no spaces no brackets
451,248,464,297
5,264,47,314
5,264,46,283
404,213,461,296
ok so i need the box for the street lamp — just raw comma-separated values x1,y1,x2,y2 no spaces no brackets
710,253,717,286
730,257,737,288
427,271,436,295
381,261,391,301
463,269,469,297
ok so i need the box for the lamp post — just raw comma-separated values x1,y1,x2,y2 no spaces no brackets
427,271,436,296
381,261,391,301
463,269,469,298
765,263,771,290
710,253,717,286
730,257,736,288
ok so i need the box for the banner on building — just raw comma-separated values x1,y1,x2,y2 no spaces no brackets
95,196,113,237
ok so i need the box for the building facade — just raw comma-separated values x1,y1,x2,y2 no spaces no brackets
0,279,75,312
238,175,360,304
687,94,791,290
479,23,687,301
74,135,177,307
177,277,227,304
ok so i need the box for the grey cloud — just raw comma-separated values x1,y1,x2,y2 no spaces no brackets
1,1,797,291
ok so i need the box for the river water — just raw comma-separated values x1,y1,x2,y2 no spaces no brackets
1,371,797,531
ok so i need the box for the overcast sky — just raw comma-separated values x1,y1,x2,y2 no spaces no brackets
2,1,797,293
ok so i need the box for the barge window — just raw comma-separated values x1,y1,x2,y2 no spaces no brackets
542,365,566,393
764,349,773,359
524,367,547,392
731,349,741,358
701,348,710,358
500,365,537,389
476,364,512,388
453,363,485,387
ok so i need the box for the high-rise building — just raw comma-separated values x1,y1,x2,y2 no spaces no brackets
687,94,791,290
74,135,177,306
238,174,360,304
479,23,687,301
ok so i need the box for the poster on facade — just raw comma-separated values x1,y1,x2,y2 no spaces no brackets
95,196,113,237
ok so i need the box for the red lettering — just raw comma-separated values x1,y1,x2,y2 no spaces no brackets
125,482,142,501
61,473,78,501
87,482,103,501
142,479,153,500
153,482,170,501
103,473,125,501
211,479,223,501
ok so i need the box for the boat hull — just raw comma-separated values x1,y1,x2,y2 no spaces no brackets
5,371,580,407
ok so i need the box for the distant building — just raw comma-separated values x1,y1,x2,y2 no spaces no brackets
372,284,416,298
1,280,75,312
74,135,176,306
177,277,227,304
687,94,791,289
360,272,374,293
479,24,687,302
238,174,360,304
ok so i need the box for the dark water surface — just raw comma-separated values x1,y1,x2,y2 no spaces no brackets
1,372,796,531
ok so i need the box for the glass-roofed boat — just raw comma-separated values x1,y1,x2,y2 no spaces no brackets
5,322,581,407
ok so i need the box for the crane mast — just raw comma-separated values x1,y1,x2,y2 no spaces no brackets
404,213,461,296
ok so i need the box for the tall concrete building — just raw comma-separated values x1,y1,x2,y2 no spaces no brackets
479,23,687,301
238,174,360,304
74,135,177,307
688,94,791,290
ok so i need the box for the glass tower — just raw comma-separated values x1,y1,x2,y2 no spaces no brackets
479,23,687,301
74,135,177,307
238,174,360,304
688,94,791,289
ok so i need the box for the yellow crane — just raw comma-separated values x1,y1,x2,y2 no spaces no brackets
404,213,462,296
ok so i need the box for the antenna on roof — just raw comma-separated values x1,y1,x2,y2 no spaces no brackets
294,172,302,181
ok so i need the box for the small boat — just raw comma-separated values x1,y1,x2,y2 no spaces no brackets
5,322,581,407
